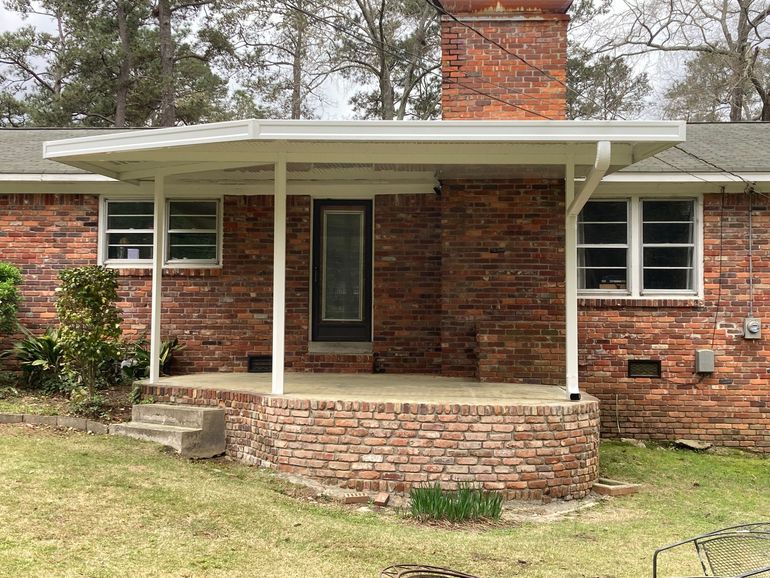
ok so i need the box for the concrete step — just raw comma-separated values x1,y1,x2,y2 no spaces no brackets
132,403,223,430
111,404,226,458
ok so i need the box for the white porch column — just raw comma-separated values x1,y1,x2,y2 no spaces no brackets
149,174,166,384
565,159,581,400
271,155,287,395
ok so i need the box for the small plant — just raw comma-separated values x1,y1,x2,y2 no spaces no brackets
0,370,18,399
56,266,122,399
121,336,186,381
69,386,106,419
7,327,69,393
0,262,22,334
409,483,503,523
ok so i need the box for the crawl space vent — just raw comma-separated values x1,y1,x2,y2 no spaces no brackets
247,355,272,373
627,360,661,378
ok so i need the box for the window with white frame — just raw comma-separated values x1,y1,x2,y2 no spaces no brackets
102,199,221,266
578,197,699,297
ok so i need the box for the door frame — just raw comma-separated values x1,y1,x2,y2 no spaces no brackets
311,199,373,342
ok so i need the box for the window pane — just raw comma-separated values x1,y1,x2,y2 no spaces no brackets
644,247,693,268
168,215,217,230
169,245,217,260
643,200,693,222
169,233,217,246
107,233,153,260
644,269,692,290
579,248,627,268
169,201,217,216
580,201,627,222
108,215,154,230
579,268,627,290
108,201,154,216
322,211,363,321
643,222,693,244
108,245,152,260
578,223,627,244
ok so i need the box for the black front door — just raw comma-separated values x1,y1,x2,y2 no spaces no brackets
312,200,372,342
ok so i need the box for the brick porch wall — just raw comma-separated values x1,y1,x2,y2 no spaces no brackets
145,383,600,500
580,193,770,450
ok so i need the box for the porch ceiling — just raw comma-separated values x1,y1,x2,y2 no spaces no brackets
42,118,686,195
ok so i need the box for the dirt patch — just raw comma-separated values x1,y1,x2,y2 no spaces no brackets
0,384,134,423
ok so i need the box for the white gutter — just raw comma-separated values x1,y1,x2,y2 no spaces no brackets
567,141,611,216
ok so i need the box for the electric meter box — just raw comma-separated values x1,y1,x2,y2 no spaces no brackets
744,317,762,340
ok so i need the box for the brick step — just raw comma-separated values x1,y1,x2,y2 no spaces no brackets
111,404,225,458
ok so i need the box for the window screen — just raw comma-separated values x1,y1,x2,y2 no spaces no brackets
642,200,695,292
167,201,219,263
578,200,629,291
105,200,154,262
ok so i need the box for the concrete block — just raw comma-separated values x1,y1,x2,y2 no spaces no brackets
0,413,23,424
592,478,640,497
86,421,109,435
58,416,88,430
339,492,369,505
23,414,58,426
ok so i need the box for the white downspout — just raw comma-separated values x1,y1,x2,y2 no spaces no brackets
149,174,166,384
271,155,287,395
565,141,612,401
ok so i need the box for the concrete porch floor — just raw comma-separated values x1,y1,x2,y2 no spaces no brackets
147,372,577,406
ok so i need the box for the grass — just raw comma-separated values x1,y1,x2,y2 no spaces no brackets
1,428,770,578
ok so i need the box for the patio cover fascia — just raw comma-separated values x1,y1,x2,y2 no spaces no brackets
43,118,686,399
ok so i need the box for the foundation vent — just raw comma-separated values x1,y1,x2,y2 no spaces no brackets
628,359,661,378
247,355,272,373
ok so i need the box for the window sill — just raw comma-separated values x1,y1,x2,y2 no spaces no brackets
578,296,705,309
110,266,223,278
308,342,373,355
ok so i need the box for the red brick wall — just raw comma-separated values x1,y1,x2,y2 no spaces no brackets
580,192,770,450
440,180,566,383
146,383,600,500
373,194,442,373
441,14,568,120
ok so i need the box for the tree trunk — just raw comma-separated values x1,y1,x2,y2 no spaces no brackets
157,0,175,126
115,0,131,127
290,8,304,120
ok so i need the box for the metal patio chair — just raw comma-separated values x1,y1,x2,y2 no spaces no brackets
653,523,770,577
379,564,480,578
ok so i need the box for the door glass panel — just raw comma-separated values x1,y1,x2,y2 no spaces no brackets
322,210,364,321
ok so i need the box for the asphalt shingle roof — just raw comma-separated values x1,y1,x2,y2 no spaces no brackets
1,122,769,175
0,128,127,174
621,122,770,173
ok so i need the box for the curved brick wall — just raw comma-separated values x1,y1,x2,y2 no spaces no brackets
146,385,600,500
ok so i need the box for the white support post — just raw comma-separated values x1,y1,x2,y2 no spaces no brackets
271,155,287,395
149,174,166,384
565,159,581,401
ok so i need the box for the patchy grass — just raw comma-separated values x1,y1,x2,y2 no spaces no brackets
0,385,133,422
0,429,769,578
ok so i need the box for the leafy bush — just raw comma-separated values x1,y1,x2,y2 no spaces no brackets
121,336,186,381
0,262,22,334
409,483,503,522
56,266,122,399
6,327,69,393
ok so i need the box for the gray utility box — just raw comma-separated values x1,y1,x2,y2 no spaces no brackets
695,349,715,373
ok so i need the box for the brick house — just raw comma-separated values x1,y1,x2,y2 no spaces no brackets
1,0,769,496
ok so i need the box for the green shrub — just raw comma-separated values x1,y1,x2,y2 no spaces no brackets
0,371,19,399
69,387,106,419
121,336,186,381
56,266,122,399
0,262,22,334
409,483,503,522
6,327,70,393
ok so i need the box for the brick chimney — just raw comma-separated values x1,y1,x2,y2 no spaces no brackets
439,0,570,120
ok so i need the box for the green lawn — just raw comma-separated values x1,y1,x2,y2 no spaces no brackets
1,426,769,578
